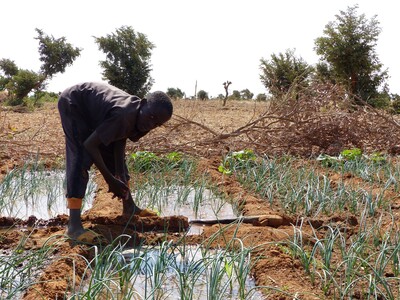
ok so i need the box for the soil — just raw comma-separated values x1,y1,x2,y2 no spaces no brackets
0,100,397,299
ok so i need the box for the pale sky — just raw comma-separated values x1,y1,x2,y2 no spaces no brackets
1,1,399,97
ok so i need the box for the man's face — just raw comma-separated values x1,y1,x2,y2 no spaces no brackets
136,101,171,132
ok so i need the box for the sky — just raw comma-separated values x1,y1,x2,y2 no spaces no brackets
1,1,399,98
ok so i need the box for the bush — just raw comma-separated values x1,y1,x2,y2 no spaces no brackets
256,93,268,101
6,91,58,108
219,149,257,175
340,148,363,161
392,99,400,114
129,151,185,172
33,91,59,104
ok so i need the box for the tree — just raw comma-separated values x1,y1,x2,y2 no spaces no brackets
0,59,18,78
197,90,208,100
35,29,81,81
166,87,185,99
391,94,400,114
230,90,241,100
222,80,231,106
0,29,81,105
314,5,388,106
313,61,336,84
94,26,155,98
256,93,267,102
260,49,313,98
6,69,42,105
240,89,254,100
0,59,18,90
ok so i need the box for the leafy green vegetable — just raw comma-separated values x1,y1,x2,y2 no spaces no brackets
340,148,362,161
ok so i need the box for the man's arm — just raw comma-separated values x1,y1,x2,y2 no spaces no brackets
84,131,129,198
113,139,129,183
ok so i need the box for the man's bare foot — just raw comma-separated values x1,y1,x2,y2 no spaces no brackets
66,228,108,245
66,226,87,240
137,208,159,217
122,193,142,216
122,206,142,216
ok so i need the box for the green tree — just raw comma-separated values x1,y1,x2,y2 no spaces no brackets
94,26,155,98
0,59,18,90
1,29,81,105
197,90,208,100
391,94,400,114
167,87,185,99
256,93,267,102
230,90,241,100
0,59,18,78
6,69,42,105
260,49,313,97
314,5,388,106
240,89,254,100
35,29,81,82
314,62,336,84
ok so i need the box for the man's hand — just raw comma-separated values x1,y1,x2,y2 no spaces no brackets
84,132,129,199
107,176,130,199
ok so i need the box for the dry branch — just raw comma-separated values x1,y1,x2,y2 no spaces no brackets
138,82,400,157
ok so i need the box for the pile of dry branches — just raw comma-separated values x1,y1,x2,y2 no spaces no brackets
140,83,400,157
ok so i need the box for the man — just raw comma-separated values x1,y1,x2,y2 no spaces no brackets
58,82,173,243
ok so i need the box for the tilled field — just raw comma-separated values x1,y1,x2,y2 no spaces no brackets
1,99,399,299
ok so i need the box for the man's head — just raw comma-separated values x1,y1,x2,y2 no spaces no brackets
136,91,173,133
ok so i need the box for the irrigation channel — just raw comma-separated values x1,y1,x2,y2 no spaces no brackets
0,167,266,299
0,168,96,219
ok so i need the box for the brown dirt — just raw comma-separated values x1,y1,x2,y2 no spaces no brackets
0,99,398,299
